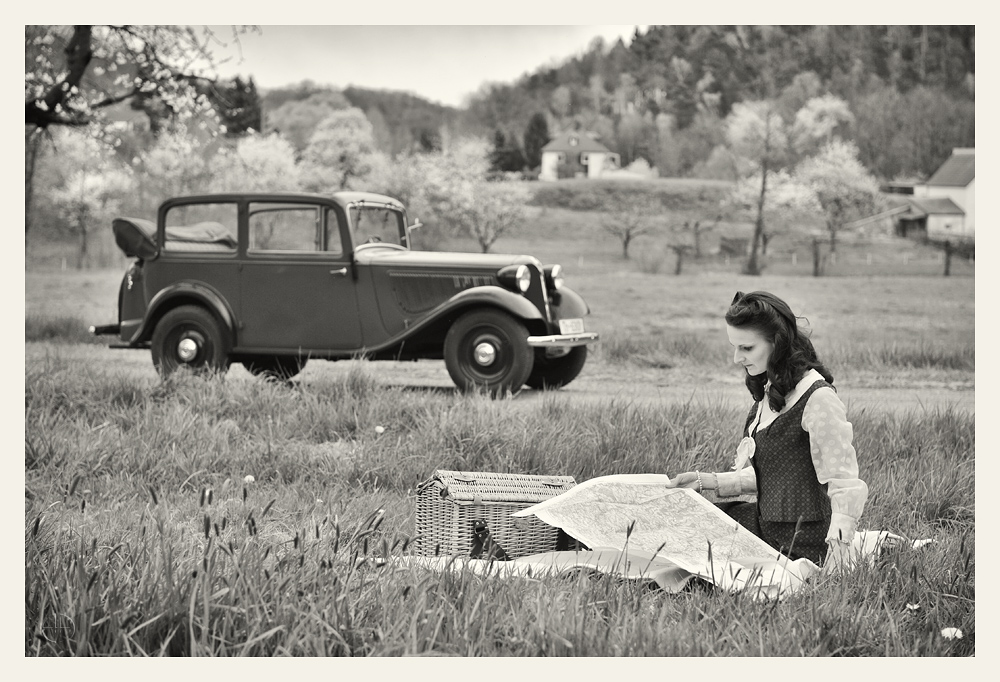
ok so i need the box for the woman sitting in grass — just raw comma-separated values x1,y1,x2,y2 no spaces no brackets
666,291,868,570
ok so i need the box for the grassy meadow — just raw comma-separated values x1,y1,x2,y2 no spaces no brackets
24,181,975,656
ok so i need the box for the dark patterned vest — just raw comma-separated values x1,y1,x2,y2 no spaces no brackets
743,380,833,523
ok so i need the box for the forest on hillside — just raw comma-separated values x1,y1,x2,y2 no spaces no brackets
261,26,974,181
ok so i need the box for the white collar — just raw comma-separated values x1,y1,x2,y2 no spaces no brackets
755,369,825,429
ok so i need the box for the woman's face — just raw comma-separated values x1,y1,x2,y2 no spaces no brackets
727,325,774,377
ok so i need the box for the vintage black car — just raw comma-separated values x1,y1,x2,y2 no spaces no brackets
91,192,598,394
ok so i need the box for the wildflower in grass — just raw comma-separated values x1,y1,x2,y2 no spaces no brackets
906,603,920,611
941,627,963,640
375,425,386,434
244,475,255,484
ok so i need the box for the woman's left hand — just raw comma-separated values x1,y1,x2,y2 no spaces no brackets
664,472,701,489
823,540,853,573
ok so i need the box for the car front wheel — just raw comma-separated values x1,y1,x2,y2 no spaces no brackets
444,310,533,396
525,346,588,390
151,305,229,377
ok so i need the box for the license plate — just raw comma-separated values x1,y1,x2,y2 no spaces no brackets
558,318,585,335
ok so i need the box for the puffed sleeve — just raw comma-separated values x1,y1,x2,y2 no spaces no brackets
801,387,869,543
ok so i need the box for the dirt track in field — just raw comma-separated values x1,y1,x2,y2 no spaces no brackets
26,342,974,416
353,360,975,415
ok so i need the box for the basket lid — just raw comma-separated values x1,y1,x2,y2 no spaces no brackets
417,469,575,503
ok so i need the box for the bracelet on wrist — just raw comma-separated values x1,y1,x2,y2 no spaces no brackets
695,471,703,493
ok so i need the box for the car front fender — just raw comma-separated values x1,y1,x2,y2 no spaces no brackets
361,285,545,355
441,285,545,321
552,285,590,319
131,281,237,345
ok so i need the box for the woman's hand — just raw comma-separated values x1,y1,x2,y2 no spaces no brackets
664,472,702,490
823,540,854,573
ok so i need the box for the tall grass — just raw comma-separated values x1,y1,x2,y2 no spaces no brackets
597,327,974,375
25,360,974,656
25,314,105,345
826,339,975,371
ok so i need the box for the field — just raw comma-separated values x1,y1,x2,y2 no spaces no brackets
24,188,975,657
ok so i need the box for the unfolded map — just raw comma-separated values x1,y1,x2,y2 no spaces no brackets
512,473,782,574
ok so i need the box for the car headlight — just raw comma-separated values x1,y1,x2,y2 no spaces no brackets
498,264,531,293
544,264,564,290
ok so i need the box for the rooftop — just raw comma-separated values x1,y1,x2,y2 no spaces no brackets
926,148,975,187
542,132,612,154
909,197,965,215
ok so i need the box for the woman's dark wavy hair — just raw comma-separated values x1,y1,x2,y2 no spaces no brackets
726,291,833,412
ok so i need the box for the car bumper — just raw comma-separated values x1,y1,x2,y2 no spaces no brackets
526,331,599,348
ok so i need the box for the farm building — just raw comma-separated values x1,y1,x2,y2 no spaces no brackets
907,148,975,242
539,132,621,181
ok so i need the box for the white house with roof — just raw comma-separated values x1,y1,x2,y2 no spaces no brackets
539,132,621,181
910,148,975,241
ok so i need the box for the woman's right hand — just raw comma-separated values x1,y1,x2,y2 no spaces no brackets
664,472,702,489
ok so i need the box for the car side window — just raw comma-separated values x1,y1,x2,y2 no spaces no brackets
248,204,338,255
163,203,238,253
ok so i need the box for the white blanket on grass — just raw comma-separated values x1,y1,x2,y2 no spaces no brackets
403,474,930,600
400,530,919,601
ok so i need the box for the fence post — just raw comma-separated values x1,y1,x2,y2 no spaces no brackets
944,240,952,277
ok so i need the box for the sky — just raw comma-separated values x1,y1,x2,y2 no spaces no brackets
208,25,647,108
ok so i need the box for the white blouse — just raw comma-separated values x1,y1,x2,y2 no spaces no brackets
716,370,869,544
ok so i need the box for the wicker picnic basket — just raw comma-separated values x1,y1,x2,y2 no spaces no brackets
414,470,576,558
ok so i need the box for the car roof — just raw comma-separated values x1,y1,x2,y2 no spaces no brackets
160,191,404,210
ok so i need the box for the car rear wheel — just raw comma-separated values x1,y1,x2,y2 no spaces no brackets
151,305,229,377
242,355,308,382
444,309,533,396
525,346,588,390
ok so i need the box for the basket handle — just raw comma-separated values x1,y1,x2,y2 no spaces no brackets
453,476,568,487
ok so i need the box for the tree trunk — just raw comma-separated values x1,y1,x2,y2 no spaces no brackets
674,247,683,275
944,239,952,277
745,164,768,275
812,237,823,277
25,127,44,237
920,26,929,82
76,215,88,270
622,233,631,260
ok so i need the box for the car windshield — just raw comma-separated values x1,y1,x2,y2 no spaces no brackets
350,205,406,248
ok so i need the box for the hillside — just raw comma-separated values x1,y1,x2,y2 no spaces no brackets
259,82,469,155
465,26,975,181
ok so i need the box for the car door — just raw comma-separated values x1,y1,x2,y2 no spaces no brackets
238,201,362,352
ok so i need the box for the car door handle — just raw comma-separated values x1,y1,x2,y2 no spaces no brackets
330,267,348,276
